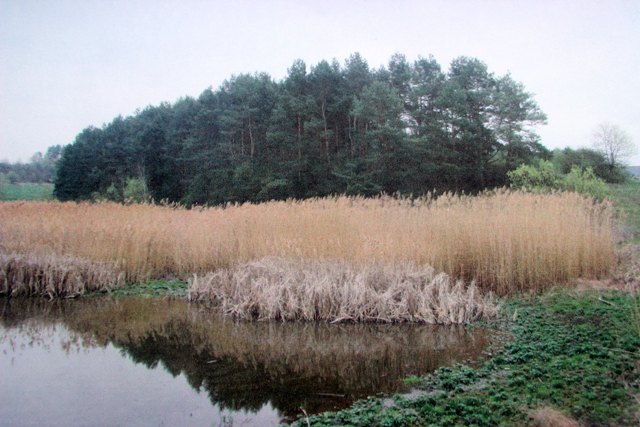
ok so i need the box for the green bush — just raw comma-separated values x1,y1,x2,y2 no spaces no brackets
89,178,149,204
124,178,149,203
560,166,608,200
105,183,121,202
508,161,608,199
507,160,558,191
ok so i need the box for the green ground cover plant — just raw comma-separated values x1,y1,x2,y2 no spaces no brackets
296,291,640,426
103,279,187,298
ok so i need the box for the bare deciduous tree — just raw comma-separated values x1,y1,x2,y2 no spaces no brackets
591,122,636,171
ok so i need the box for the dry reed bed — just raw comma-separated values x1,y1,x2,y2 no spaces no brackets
0,190,615,296
0,252,125,298
189,257,495,324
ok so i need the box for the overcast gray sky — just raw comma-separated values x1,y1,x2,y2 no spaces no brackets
1,0,639,165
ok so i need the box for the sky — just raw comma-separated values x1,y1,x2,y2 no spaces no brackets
1,0,639,165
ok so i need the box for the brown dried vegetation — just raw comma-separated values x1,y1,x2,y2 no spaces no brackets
0,252,124,297
189,257,496,324
0,191,615,317
528,407,582,427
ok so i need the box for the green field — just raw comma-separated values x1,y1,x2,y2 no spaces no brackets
0,183,54,201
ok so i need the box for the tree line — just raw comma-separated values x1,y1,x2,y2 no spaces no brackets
0,145,62,184
54,53,554,204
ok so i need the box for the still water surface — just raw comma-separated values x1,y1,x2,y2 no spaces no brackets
0,297,492,426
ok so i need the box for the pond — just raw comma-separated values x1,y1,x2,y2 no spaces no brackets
0,297,493,426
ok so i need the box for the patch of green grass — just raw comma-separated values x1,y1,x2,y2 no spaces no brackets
607,179,640,242
101,280,188,298
0,183,54,201
296,291,640,426
402,375,423,387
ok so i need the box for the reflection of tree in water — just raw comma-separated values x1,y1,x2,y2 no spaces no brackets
0,297,492,417
120,324,337,416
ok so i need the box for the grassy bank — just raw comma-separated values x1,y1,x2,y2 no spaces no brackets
296,291,640,426
0,190,615,295
0,183,53,201
105,279,187,298
607,179,640,242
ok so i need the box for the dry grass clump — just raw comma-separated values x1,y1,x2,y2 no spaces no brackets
0,190,616,295
0,252,125,298
528,407,581,427
188,257,496,324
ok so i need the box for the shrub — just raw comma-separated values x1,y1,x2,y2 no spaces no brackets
124,178,149,203
509,161,608,199
560,166,608,200
507,160,558,191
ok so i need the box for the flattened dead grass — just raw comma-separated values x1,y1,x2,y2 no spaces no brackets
188,257,496,324
0,252,125,297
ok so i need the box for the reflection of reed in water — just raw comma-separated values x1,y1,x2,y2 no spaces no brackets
0,297,492,416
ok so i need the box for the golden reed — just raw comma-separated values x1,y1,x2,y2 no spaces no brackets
0,190,615,299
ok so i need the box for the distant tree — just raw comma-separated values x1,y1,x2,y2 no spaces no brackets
44,145,63,162
0,145,63,183
54,127,104,200
592,123,636,174
441,57,501,190
491,74,548,171
552,148,601,174
6,170,19,184
307,60,342,163
53,52,547,204
343,53,373,159
351,81,404,193
551,147,624,183
387,53,413,111
30,151,44,164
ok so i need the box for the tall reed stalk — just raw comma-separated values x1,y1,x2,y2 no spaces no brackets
0,190,615,296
